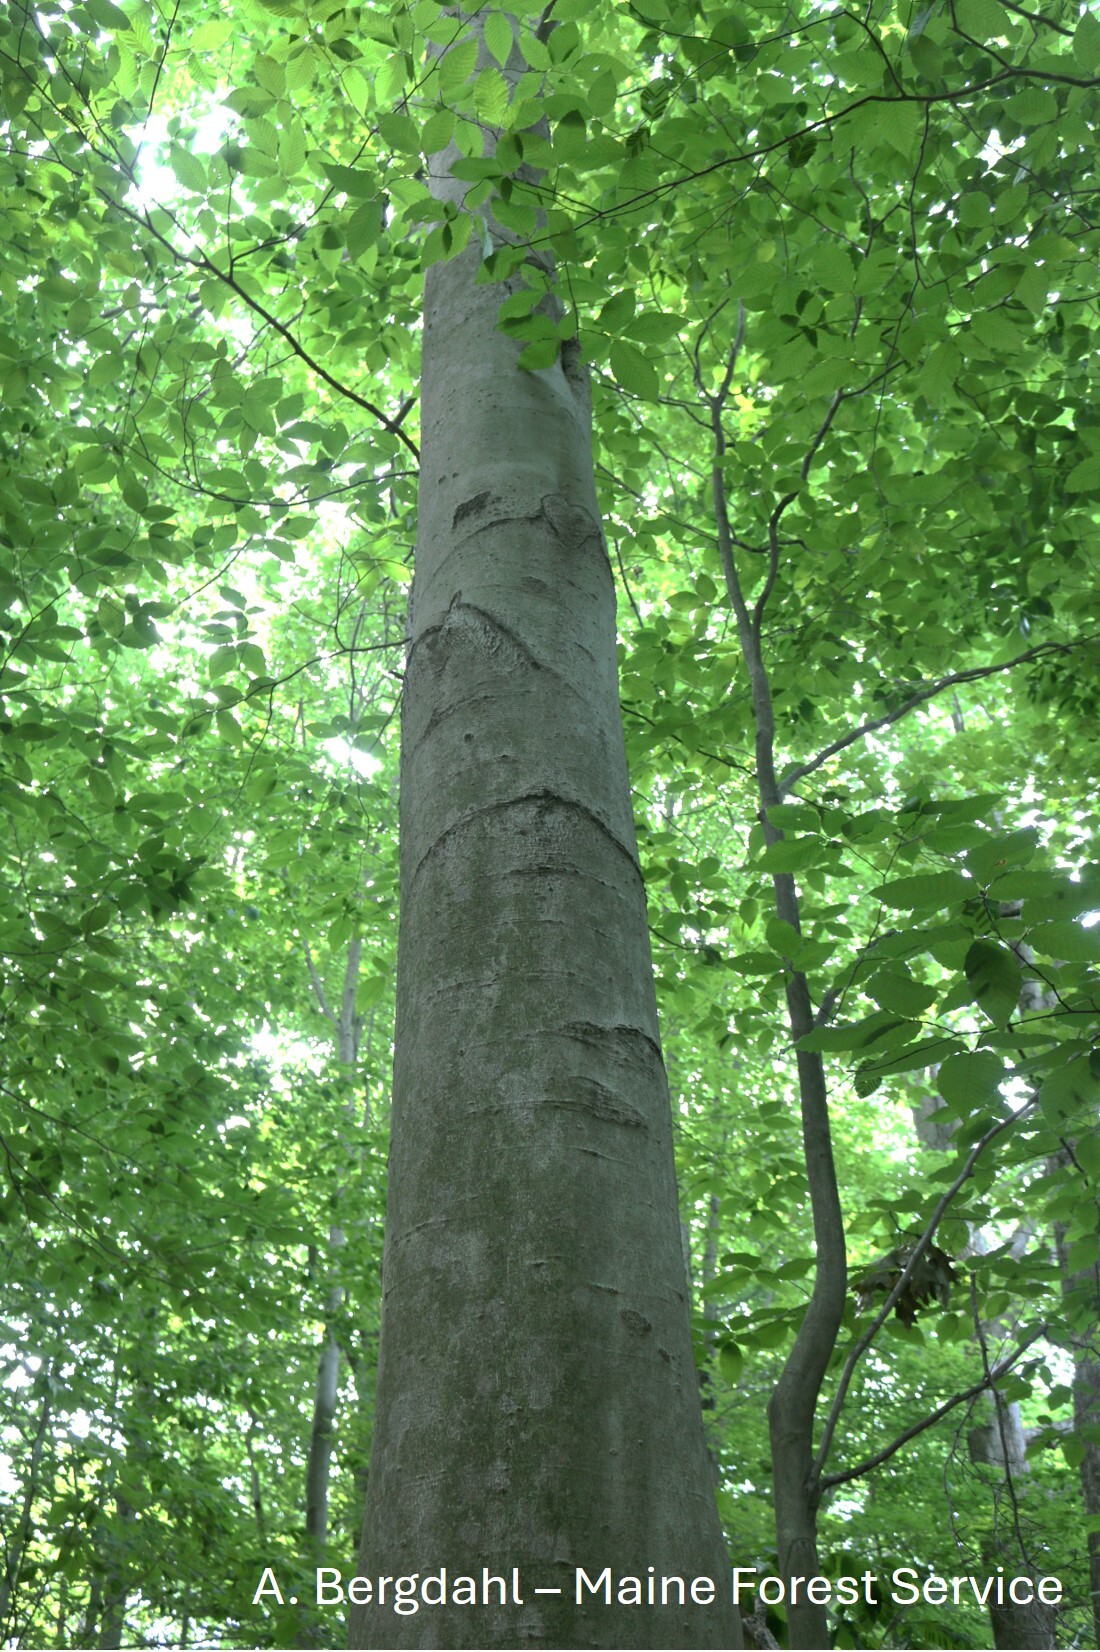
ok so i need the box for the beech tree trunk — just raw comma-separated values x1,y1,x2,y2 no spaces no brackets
352,15,739,1648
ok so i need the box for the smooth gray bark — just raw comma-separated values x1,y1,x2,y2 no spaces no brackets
352,19,739,1647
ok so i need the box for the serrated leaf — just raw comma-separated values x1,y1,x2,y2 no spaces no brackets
938,1051,1006,1112
858,1034,962,1080
422,110,456,153
759,837,823,873
169,147,207,194
1063,1437,1086,1470
86,0,130,28
439,37,478,96
873,871,970,910
765,917,801,957
378,113,420,155
1030,920,1100,962
626,311,681,344
766,804,820,833
473,67,510,124
1076,1134,1100,1179
208,645,238,679
954,0,1008,38
909,33,944,81
797,1014,914,1054
869,970,938,1017
1041,1055,1100,1119
191,18,232,49
1007,87,1058,126
484,13,514,67
964,940,1022,1026
610,339,659,400
1074,10,1100,70
347,199,384,258
517,338,560,370
965,827,1038,883
1065,457,1100,494
877,100,922,157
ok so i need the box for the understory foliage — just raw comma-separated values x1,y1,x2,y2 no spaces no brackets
1,0,1098,1644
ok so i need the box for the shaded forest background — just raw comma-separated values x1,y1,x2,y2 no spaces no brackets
1,0,1099,1643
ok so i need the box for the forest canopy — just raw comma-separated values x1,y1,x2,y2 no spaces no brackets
1,0,1099,1644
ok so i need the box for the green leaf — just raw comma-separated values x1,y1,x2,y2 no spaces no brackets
517,338,560,370
473,68,510,124
765,917,801,957
1076,1134,1100,1179
765,804,820,833
170,147,207,194
1007,87,1058,126
609,340,659,401
868,970,938,1017
378,113,420,155
1063,1437,1086,1470
964,941,1022,1027
86,0,131,28
1030,920,1100,962
1065,457,1100,495
484,13,514,66
718,1342,743,1384
191,17,232,49
877,100,922,157
439,37,478,96
796,1014,915,1054
1043,1057,1096,1123
857,1034,963,1081
964,827,1038,883
938,1051,1006,1112
758,837,823,873
1074,9,1100,71
954,0,1008,38
872,871,970,910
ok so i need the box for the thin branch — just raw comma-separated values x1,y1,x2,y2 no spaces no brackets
821,1325,1046,1490
713,300,746,411
303,939,337,1024
996,0,1074,32
812,1097,1036,1484
612,535,644,627
781,639,1091,795
752,370,892,637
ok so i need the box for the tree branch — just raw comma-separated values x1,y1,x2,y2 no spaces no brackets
303,939,338,1024
781,639,1090,796
820,1324,1046,1490
812,1097,1036,1484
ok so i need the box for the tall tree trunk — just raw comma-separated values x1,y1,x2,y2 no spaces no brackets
303,933,364,1562
352,13,739,1648
0,1360,52,1640
1054,1194,1100,1648
705,319,846,1650
968,1384,1055,1650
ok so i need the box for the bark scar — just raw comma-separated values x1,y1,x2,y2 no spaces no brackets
546,1079,646,1131
452,490,498,528
540,493,601,547
563,1020,663,1068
